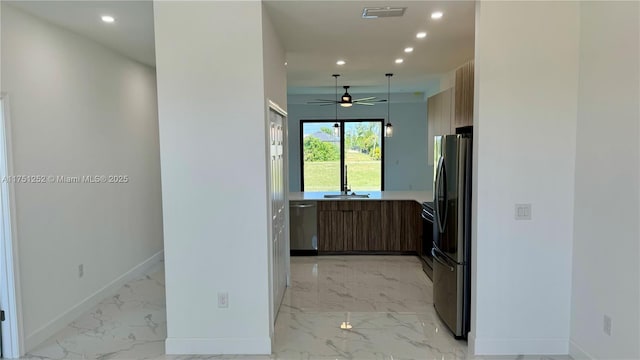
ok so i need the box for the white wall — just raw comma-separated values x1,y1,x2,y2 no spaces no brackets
262,7,287,111
261,3,288,341
1,4,163,351
154,1,272,354
570,2,640,359
288,93,430,191
471,1,580,355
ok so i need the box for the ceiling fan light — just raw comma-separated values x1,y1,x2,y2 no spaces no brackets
341,86,353,106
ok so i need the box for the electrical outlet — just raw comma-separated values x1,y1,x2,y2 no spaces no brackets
603,315,612,336
218,292,229,308
515,204,532,220
78,264,84,278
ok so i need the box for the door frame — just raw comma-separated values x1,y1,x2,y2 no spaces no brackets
265,99,290,345
0,94,24,358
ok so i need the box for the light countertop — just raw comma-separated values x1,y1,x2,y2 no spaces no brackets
289,191,433,204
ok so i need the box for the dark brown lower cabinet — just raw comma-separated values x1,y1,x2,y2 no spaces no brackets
318,207,345,252
351,204,381,251
318,200,418,253
382,201,422,252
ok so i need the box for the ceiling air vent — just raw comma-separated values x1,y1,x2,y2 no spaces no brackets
362,7,407,19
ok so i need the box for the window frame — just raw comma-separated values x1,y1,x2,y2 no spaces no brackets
299,119,385,192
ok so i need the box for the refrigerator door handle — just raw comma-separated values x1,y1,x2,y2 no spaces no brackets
435,156,444,233
435,158,448,234
440,160,448,232
432,248,454,272
433,157,442,230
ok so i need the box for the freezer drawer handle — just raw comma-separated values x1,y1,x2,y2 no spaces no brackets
290,204,315,208
431,248,455,272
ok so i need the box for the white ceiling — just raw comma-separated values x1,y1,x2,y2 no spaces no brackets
264,0,475,94
8,0,475,95
8,0,156,67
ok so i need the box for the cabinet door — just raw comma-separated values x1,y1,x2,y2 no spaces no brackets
427,88,455,166
439,88,454,135
318,201,386,252
318,201,340,252
351,201,381,251
318,209,344,252
382,201,403,251
400,201,421,252
454,60,475,128
427,96,437,166
342,211,357,251
342,201,381,251
355,210,380,251
381,201,421,252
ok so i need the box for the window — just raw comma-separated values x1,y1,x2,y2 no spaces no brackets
300,120,384,191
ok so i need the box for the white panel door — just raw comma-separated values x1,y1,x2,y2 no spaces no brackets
269,107,287,316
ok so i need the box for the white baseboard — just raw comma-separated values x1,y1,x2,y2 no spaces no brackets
25,250,164,352
472,335,569,355
468,331,476,355
569,339,595,360
165,336,271,355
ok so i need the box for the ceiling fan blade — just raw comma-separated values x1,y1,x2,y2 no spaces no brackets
356,99,387,103
307,100,337,104
353,96,377,102
355,102,375,106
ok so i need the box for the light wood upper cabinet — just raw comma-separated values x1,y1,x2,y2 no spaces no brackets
454,60,474,129
427,87,454,165
427,60,475,165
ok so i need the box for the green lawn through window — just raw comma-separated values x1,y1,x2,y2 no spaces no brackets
304,151,381,191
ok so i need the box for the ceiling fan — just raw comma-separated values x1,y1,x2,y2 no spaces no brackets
307,74,387,107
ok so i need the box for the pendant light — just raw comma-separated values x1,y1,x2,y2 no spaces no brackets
385,73,394,137
333,74,340,136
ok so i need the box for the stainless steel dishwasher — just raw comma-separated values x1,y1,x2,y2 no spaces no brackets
289,201,318,255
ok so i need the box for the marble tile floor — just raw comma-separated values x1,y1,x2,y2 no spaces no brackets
25,261,167,360
22,256,571,360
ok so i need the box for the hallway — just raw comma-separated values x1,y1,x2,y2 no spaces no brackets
23,256,570,359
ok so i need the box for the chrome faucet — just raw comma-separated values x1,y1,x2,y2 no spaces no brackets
342,165,351,194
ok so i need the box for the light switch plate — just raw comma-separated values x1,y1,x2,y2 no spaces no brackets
515,204,532,220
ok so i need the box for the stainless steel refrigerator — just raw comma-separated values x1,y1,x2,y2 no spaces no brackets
432,133,472,339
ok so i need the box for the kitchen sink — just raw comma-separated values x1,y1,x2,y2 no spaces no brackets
323,194,370,199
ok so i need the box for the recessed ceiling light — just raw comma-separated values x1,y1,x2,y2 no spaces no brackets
336,60,346,65
416,32,427,39
284,61,288,66
431,11,444,19
395,58,404,64
404,47,414,53
101,15,115,23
